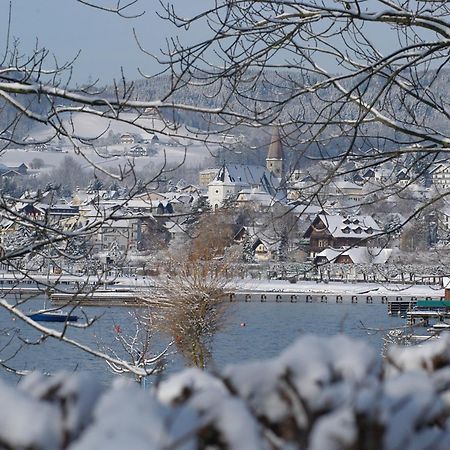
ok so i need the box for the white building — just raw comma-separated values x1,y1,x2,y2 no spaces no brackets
432,164,450,190
328,180,364,202
208,164,280,209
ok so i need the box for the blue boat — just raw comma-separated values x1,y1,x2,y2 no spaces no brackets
27,311,79,322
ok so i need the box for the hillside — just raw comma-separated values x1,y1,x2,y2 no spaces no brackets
2,67,450,171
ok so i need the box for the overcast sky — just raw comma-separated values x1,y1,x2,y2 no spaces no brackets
1,0,208,85
1,1,401,88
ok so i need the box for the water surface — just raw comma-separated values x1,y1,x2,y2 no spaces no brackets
0,300,403,384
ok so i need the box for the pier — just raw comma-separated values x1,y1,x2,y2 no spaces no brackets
49,289,429,309
0,272,444,312
231,292,430,312
49,288,441,309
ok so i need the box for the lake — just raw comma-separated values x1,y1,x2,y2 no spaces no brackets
0,300,404,385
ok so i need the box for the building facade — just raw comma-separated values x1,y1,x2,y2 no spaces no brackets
303,213,382,256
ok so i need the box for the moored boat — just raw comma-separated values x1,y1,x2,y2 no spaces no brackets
427,322,450,335
27,310,79,322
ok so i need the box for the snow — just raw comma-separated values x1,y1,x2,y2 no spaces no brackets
311,213,382,239
1,334,450,449
157,367,226,403
20,372,104,438
0,144,210,172
237,279,442,297
69,381,177,450
315,246,392,264
1,112,214,171
386,333,450,374
29,112,189,144
309,408,356,450
0,378,63,450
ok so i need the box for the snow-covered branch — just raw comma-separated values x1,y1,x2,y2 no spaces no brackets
1,334,450,449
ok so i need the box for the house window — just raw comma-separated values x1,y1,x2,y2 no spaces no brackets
318,239,328,248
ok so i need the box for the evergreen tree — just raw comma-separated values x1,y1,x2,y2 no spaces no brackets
3,225,36,251
0,177,19,197
242,237,254,263
109,180,120,192
65,236,88,258
277,230,289,261
88,176,103,193
222,194,237,210
191,195,211,214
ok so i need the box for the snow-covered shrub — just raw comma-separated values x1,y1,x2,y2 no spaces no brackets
1,334,450,449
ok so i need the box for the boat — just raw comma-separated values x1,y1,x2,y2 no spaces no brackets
427,322,450,335
27,310,79,322
406,310,447,326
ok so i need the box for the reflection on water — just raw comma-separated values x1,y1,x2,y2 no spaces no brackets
0,298,403,385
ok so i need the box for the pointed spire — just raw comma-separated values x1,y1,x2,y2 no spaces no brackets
267,126,283,161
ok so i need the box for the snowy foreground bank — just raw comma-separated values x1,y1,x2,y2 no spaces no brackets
2,335,450,450
237,279,443,297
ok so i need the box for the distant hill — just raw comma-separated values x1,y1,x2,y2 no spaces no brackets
3,68,450,165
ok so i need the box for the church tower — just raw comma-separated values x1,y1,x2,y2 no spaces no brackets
266,126,284,179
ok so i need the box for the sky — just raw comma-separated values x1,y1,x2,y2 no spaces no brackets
0,1,410,88
1,0,208,85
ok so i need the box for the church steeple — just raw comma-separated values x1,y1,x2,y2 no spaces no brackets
266,126,284,179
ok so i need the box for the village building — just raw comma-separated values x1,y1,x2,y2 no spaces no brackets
208,164,281,209
235,187,282,209
303,213,382,257
128,144,148,157
207,127,285,209
328,180,365,203
233,225,291,262
0,163,28,177
431,163,450,191
252,237,278,261
396,169,412,187
314,247,392,265
120,133,136,145
96,218,142,254
287,169,303,183
199,168,220,187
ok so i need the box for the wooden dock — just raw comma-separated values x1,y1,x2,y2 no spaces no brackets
230,291,431,312
51,290,144,306
48,288,446,314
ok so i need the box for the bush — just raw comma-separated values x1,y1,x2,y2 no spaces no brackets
1,335,450,449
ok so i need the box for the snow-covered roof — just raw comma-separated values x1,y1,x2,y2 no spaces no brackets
430,162,450,174
315,247,392,264
362,168,375,178
236,187,284,206
308,214,381,239
331,180,363,190
288,203,323,218
164,220,188,235
253,236,279,252
396,169,411,181
209,164,279,195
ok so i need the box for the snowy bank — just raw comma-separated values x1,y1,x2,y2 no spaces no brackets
1,335,450,449
237,279,443,297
